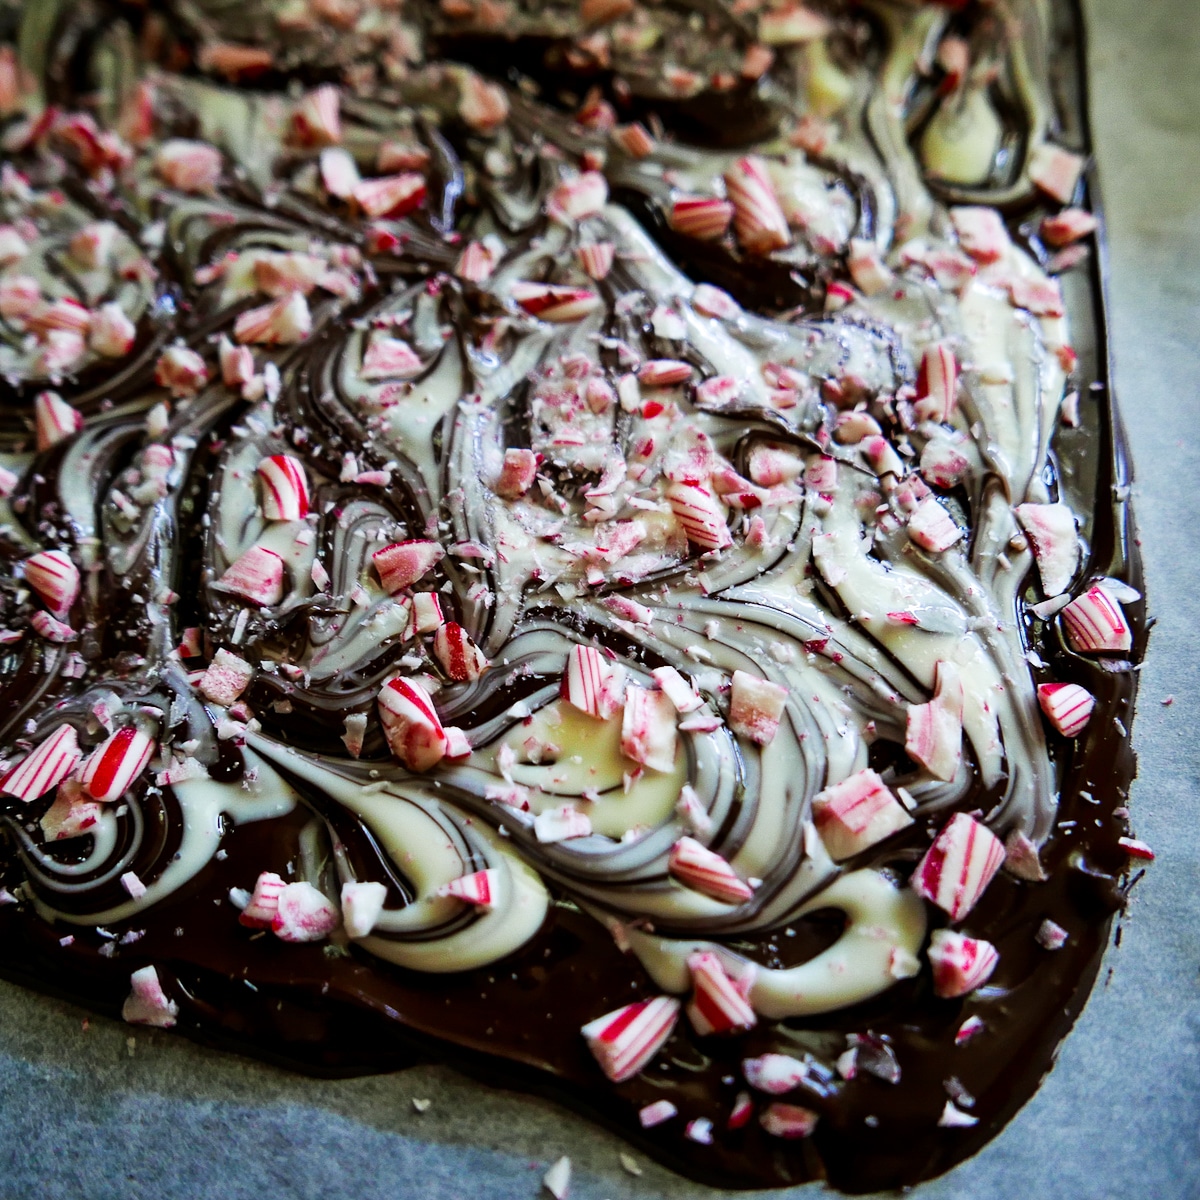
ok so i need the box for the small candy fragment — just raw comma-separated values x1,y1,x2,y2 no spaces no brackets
121,871,147,899
724,156,790,254
905,660,965,782
234,293,311,345
1028,143,1085,204
631,1099,677,1133
685,1118,714,1145
728,670,788,746
511,282,602,323
292,84,341,147
122,966,178,1028
908,497,963,553
533,805,593,843
949,206,1010,263
435,868,497,909
669,195,735,241
743,1053,807,1095
760,1103,819,1139
353,173,426,219
728,1091,754,1129
581,995,681,1083
1041,208,1098,248
455,240,499,283
239,871,286,927
691,284,741,320
562,644,620,719
433,622,489,682
154,345,208,397
620,685,677,773
198,649,254,707
1003,829,1047,882
939,1101,978,1128
69,221,117,269
0,725,81,802
542,1156,571,1200
378,676,448,772
666,481,732,552
29,612,76,642
155,139,222,192
1015,503,1078,596
812,767,913,860
1117,836,1155,861
373,540,444,593
89,303,136,357
652,665,703,713
272,881,340,942
912,812,1006,922
495,448,539,498
216,545,285,606
638,359,692,388
611,122,655,158
23,549,79,616
0,275,40,319
956,1015,986,1045
547,171,608,222
1062,585,1132,653
927,929,1000,998
35,391,83,451
915,342,958,423
669,836,753,903
847,238,893,296
686,950,757,1036
320,146,360,197
575,241,615,280
458,73,509,134
1036,919,1068,950
411,592,444,633
256,454,310,521
360,335,423,381
1037,682,1095,737
40,784,102,841
340,879,387,938
80,726,155,802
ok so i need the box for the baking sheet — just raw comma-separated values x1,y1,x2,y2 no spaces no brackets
1,0,1197,1196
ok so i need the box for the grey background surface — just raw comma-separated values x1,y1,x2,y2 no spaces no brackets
1,1,1197,1196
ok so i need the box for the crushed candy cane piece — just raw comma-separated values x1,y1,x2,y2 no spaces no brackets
687,950,757,1036
912,812,1006,922
812,767,913,861
433,622,489,681
155,139,222,192
669,195,735,241
216,545,285,606
23,549,79,616
374,540,444,593
35,391,83,450
199,649,254,707
743,1052,807,1094
905,660,965,782
639,1099,678,1127
760,1103,819,1139
1062,586,1132,653
436,868,497,909
234,293,311,345
122,966,178,1028
620,685,677,773
1037,682,1095,737
257,454,310,521
239,872,286,927
542,1156,571,1200
154,345,208,397
272,881,340,942
1028,143,1085,204
927,929,1000,998
534,805,593,843
378,676,448,771
908,497,962,553
0,725,81,802
728,670,788,746
669,836,753,903
724,156,790,254
581,995,680,1083
340,879,387,938
1036,919,1068,950
80,726,155,802
562,644,620,719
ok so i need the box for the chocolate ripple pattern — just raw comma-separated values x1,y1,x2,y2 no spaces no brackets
0,0,1147,1192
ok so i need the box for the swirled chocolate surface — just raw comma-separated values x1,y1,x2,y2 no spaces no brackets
0,0,1147,1191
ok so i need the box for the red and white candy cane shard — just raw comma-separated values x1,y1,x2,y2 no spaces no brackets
547,170,608,222
29,611,75,642
69,221,117,269
669,836,753,904
908,496,963,553
1008,276,1065,318
949,206,1011,263
905,660,965,782
912,812,1006,922
669,195,735,241
915,342,958,422
576,240,616,280
319,146,360,198
1118,836,1155,861
581,995,681,1083
155,138,222,193
218,336,254,388
652,665,703,713
510,282,603,323
256,454,310,521
378,676,448,771
40,785,102,841
728,669,788,747
0,724,81,802
920,439,970,488
233,292,311,345
293,84,341,147
374,540,444,593
35,390,83,451
217,545,285,606
433,622,490,682
339,879,387,938
691,283,741,320
686,951,757,1036
562,643,620,719
638,1099,678,1128
748,445,804,487
743,1052,808,1095
272,881,341,943
724,156,790,255
360,335,423,381
812,767,914,861
23,549,79,616
154,345,209,398
666,481,732,552
620,685,678,773
457,73,509,133
956,1015,986,1045
638,359,693,388
1041,207,1099,248
1036,918,1069,950
847,238,894,296
0,275,41,319
122,965,178,1028
1037,681,1095,737
694,374,743,411
685,1118,714,1145
760,1103,819,1139
89,303,136,358
728,1091,754,1130
121,870,146,899
611,121,655,158
410,592,444,634
927,928,1000,998
435,868,497,909
198,648,254,707
1003,828,1047,882
454,240,496,283
80,725,156,802
804,455,838,492
533,804,593,843
239,871,286,927
495,448,539,498
1014,502,1078,597
0,225,29,266
1028,142,1085,205
28,297,91,337
1061,585,1132,653
352,172,427,219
